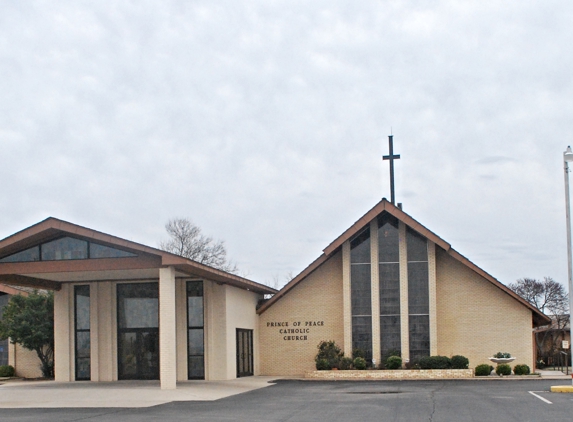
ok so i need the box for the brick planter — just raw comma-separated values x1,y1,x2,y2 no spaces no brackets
306,369,474,380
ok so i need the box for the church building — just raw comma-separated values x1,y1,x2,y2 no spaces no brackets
0,200,550,387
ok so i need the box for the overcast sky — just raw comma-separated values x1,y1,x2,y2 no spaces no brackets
1,1,572,289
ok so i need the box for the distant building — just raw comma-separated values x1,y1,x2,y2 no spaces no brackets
0,199,549,387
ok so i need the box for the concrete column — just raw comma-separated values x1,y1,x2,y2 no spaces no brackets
398,222,410,364
342,240,352,357
8,340,15,367
96,282,114,381
428,242,438,356
159,266,177,389
370,220,381,366
54,284,72,381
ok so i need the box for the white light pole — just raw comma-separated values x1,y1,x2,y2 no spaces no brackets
563,146,573,383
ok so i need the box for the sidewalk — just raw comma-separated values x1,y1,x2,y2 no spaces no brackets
0,377,280,408
537,370,572,380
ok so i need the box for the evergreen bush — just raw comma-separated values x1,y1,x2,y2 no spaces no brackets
339,357,353,370
513,364,530,375
315,340,343,370
353,357,367,370
419,356,451,369
0,365,15,377
496,364,512,376
316,359,330,370
474,364,492,376
450,355,469,369
386,355,402,370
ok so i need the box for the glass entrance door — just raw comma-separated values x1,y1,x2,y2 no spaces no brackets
236,329,253,377
117,283,159,380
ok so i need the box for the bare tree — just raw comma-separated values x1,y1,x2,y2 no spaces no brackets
508,277,569,364
160,218,238,274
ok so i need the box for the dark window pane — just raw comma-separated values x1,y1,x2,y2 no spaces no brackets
42,237,88,261
89,243,136,259
0,294,9,366
0,246,40,263
378,214,399,263
187,281,203,296
117,283,159,329
380,315,401,355
409,315,430,362
188,297,203,327
408,262,429,315
76,331,91,358
75,286,90,330
188,356,204,379
352,316,372,360
188,329,204,355
351,264,371,315
406,228,427,262
379,263,400,315
76,358,91,380
350,228,370,263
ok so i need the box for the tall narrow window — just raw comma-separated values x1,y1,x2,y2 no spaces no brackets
74,285,90,380
378,214,401,357
350,228,372,360
407,227,430,362
187,281,204,379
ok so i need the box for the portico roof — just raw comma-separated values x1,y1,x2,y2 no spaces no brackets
0,217,277,296
257,199,551,327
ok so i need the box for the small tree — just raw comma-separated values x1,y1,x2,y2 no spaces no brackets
160,218,238,273
0,291,54,378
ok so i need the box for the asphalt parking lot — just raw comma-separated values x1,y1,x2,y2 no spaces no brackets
1,379,572,422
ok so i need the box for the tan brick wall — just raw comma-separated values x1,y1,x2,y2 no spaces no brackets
436,248,534,369
259,251,344,376
306,368,474,379
13,343,42,378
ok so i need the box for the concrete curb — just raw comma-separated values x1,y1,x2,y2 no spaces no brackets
550,385,573,393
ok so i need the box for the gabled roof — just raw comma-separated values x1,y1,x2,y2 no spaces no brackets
0,217,277,296
257,199,551,327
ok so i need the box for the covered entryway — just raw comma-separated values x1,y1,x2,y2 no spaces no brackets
236,328,253,377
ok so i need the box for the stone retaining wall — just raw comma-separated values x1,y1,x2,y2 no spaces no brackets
306,369,474,379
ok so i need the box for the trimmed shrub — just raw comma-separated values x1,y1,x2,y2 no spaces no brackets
475,364,492,376
419,356,452,369
339,357,353,370
353,357,367,370
315,340,343,370
451,355,469,369
513,364,530,375
386,356,402,370
494,352,511,359
316,359,330,371
0,365,15,377
496,364,512,376
352,348,366,359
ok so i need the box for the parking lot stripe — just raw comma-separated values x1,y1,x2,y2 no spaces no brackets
528,391,552,404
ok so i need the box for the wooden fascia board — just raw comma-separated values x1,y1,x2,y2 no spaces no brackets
0,274,61,291
257,254,330,314
447,248,551,327
172,263,277,295
0,255,162,276
0,283,31,296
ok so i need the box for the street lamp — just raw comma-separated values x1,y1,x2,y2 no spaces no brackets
563,146,573,383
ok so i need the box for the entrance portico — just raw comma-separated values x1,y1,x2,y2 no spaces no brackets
0,218,276,389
